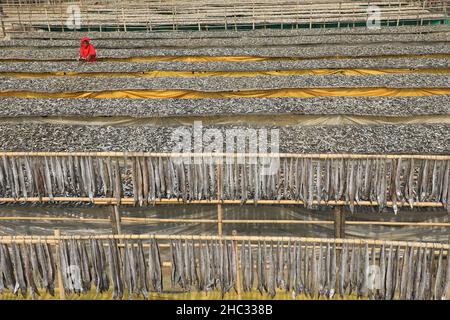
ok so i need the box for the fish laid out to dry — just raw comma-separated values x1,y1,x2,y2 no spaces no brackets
0,239,448,300
0,156,449,211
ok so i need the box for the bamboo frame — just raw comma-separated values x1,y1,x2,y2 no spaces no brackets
0,0,447,35
0,233,447,249
0,197,446,207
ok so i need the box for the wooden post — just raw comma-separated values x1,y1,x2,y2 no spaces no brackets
338,2,341,28
83,0,91,32
17,0,25,31
224,7,227,30
110,205,122,235
197,9,200,31
334,206,345,238
252,0,255,30
98,9,102,32
45,8,51,32
121,7,127,32
232,230,242,297
0,14,5,38
218,203,223,237
54,229,66,300
233,5,237,31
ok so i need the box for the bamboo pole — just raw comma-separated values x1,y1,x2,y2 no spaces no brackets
0,234,448,250
110,205,122,235
0,151,449,161
58,0,64,32
121,7,126,32
0,196,446,208
0,216,448,228
0,13,5,37
54,229,66,300
334,206,342,238
45,8,51,32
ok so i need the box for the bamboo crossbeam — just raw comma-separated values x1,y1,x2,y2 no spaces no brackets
0,234,447,249
0,151,449,160
0,197,447,207
0,216,449,227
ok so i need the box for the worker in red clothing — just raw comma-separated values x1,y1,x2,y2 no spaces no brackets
79,36,96,62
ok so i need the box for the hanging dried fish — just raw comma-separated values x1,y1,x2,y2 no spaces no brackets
240,241,247,292
304,241,310,297
277,241,285,290
107,239,123,300
248,240,254,291
359,242,369,299
399,245,409,300
405,246,415,300
433,248,444,300
286,239,292,292
329,242,337,299
268,242,276,299
339,243,348,298
385,244,394,300
310,242,317,298
190,240,199,291
29,243,43,291
348,244,356,296
123,240,135,299
11,242,27,297
256,241,265,295
443,248,450,300
418,247,429,300
413,247,423,300
22,244,39,299
133,240,148,298
0,243,16,292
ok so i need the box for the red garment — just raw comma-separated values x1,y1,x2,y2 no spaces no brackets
79,36,96,62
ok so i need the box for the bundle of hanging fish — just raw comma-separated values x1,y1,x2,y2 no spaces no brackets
0,238,163,299
168,239,450,300
0,155,449,212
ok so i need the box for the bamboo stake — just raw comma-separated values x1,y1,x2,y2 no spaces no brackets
54,229,66,300
0,13,5,37
58,0,64,32
45,8,51,32
121,7,126,32
110,205,121,235
0,234,448,250
334,206,342,238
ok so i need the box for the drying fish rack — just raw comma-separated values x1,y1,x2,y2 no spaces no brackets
1,0,448,36
0,151,450,239
0,232,449,300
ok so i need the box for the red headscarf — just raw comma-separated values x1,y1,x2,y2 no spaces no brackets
79,36,96,62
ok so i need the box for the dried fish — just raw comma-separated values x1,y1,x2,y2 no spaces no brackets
433,248,444,300
268,242,276,299
329,242,337,299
